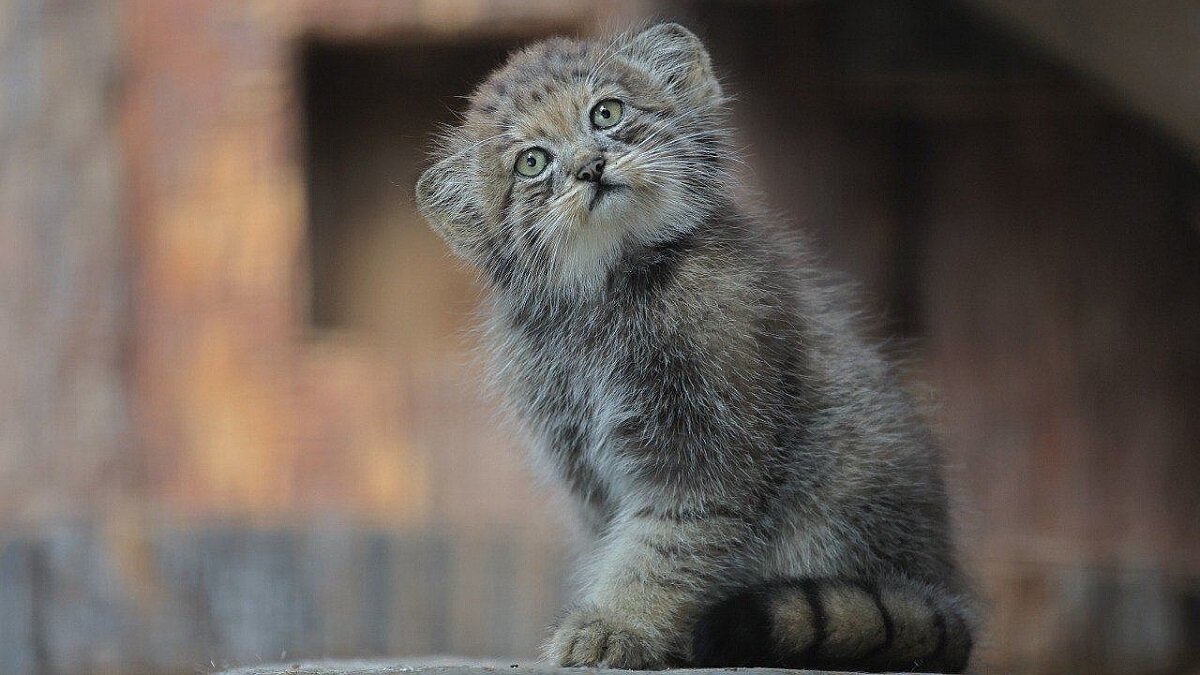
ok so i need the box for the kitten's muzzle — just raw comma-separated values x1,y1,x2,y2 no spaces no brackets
574,155,606,183
586,181,625,212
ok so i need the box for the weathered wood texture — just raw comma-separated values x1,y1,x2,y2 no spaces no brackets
2,1,1199,674
0,0,128,522
0,526,569,674
121,0,602,527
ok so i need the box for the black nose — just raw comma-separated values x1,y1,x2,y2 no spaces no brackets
574,156,605,182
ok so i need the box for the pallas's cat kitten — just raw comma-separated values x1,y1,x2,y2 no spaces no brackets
416,23,974,673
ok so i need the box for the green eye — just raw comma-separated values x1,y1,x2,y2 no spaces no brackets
515,147,550,178
591,99,623,129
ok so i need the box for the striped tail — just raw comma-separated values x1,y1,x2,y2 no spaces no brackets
692,576,974,673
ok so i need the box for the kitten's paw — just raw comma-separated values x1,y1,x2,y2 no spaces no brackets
546,607,666,669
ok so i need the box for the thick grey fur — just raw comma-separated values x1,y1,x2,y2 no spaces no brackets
416,23,974,673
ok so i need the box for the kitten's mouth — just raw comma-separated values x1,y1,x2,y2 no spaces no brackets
587,182,627,212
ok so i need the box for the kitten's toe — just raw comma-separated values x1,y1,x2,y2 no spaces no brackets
547,608,665,669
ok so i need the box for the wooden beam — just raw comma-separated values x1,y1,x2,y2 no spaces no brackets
958,0,1200,160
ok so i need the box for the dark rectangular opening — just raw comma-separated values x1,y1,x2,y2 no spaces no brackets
299,37,517,341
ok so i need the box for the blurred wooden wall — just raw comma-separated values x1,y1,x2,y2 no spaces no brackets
0,0,1198,674
0,0,127,524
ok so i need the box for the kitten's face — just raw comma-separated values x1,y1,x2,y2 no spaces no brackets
417,23,729,294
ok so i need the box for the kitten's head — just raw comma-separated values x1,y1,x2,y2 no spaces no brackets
416,23,731,294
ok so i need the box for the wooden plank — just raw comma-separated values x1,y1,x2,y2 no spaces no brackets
0,526,569,673
0,537,37,675
0,0,128,523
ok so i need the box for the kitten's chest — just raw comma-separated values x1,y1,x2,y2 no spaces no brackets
495,304,638,476
509,310,628,429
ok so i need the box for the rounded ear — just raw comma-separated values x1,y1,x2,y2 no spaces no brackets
415,142,486,258
618,22,722,107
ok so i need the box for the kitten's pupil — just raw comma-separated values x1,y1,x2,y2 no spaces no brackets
599,107,610,118
525,154,536,166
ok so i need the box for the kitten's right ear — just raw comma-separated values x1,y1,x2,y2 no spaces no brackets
415,141,485,258
619,22,722,107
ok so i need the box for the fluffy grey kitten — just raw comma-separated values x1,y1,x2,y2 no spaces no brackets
416,22,975,673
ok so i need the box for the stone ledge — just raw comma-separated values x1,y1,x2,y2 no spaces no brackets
219,660,863,675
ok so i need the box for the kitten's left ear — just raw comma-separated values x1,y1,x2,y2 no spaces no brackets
619,22,722,107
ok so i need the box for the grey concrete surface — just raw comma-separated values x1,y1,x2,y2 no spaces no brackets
218,660,859,675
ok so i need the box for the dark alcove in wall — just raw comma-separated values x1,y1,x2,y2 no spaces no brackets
301,38,514,357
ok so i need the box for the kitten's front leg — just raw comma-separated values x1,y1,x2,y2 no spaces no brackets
546,508,753,668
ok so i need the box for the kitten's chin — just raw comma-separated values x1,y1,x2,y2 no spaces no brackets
548,198,632,293
552,188,689,293
555,227,624,294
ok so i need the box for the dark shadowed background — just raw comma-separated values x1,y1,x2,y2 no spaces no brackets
1,1,1198,673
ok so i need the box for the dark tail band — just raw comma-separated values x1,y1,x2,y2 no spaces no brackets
692,576,973,673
